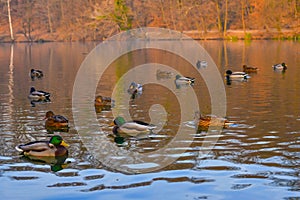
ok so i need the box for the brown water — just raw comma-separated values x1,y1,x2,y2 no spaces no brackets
0,40,299,199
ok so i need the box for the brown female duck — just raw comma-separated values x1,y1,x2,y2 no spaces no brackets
44,111,69,129
243,65,258,73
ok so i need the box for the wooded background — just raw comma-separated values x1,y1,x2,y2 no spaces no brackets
1,0,299,41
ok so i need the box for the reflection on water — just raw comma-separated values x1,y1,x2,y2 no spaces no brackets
0,41,300,199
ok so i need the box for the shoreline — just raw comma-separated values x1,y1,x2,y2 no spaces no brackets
0,29,299,43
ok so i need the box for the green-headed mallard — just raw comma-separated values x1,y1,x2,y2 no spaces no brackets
15,135,69,157
175,74,195,85
272,63,287,71
30,69,43,80
243,65,258,73
28,87,51,102
44,111,69,129
112,116,156,137
225,70,249,81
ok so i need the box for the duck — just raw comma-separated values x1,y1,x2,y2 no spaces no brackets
272,63,287,71
94,95,114,112
28,87,51,102
225,70,248,81
175,74,195,85
156,69,172,80
15,135,69,157
196,60,208,69
30,68,43,80
195,112,231,130
243,65,258,73
127,82,143,99
44,111,69,129
112,116,156,137
94,95,114,107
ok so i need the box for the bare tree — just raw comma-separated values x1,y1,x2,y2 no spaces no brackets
7,0,14,41
46,0,53,33
215,0,222,33
223,0,228,37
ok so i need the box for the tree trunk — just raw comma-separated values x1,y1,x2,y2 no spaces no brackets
60,0,65,21
241,0,246,34
215,0,222,33
223,0,228,37
7,0,14,42
47,0,53,33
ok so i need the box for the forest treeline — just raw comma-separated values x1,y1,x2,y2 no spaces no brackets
1,0,299,42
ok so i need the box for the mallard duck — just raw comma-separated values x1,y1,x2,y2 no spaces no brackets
94,95,113,107
195,112,231,130
30,69,43,80
112,116,156,137
44,111,69,129
198,115,230,128
225,70,248,81
196,60,208,69
156,69,172,80
15,135,69,157
28,87,51,102
175,74,195,85
272,63,287,71
128,82,143,94
243,65,258,73
127,82,143,99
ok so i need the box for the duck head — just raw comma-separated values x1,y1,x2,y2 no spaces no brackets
95,95,103,104
50,135,69,147
175,74,181,79
282,63,287,70
225,70,233,75
44,111,55,119
113,116,126,126
30,87,36,93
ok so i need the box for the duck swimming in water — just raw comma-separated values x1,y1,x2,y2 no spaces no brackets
28,87,51,102
112,116,156,138
272,63,287,71
127,82,143,99
30,69,43,80
175,74,195,85
44,111,69,131
243,65,258,73
15,135,69,157
225,70,249,82
195,112,232,131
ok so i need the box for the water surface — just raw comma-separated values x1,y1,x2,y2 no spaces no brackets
0,40,299,199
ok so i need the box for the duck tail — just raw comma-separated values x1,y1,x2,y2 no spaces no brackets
15,145,24,153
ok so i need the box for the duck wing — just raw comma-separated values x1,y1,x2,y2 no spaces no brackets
133,120,156,129
16,141,52,153
232,72,246,76
52,115,68,123
118,122,153,136
31,90,50,97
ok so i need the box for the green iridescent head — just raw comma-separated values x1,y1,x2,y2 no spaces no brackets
49,135,69,147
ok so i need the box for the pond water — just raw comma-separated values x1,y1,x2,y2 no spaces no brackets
0,40,299,200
